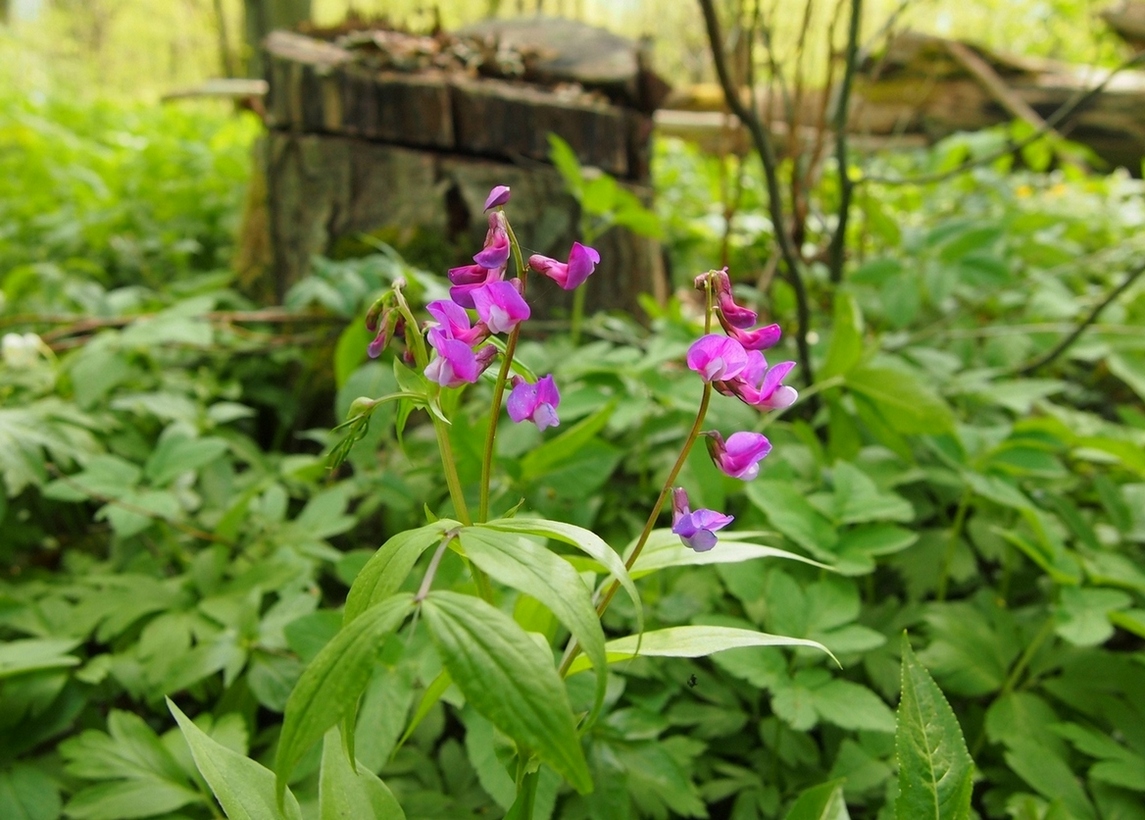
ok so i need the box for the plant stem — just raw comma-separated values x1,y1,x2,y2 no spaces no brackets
432,418,472,527
414,534,455,602
935,490,970,602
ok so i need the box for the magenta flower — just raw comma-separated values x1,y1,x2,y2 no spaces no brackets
686,334,749,383
528,242,600,290
425,333,479,387
702,268,758,329
448,262,506,308
426,300,488,347
723,321,783,351
507,374,561,431
472,280,530,334
484,185,511,211
704,431,772,480
670,487,733,552
474,211,511,269
719,351,799,410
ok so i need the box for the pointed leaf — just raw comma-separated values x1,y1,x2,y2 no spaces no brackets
319,727,405,820
344,522,457,623
784,779,850,820
421,591,592,793
168,699,302,820
628,529,829,578
895,634,974,820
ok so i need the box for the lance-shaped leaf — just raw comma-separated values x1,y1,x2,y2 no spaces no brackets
564,626,836,676
421,591,592,794
275,595,414,801
168,698,303,820
482,517,641,632
319,727,405,820
461,526,608,725
344,522,457,623
896,634,974,820
628,529,829,579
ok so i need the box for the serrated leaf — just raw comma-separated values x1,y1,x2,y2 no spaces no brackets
895,634,974,820
343,522,458,623
275,594,414,798
318,726,405,820
168,698,302,820
421,591,592,794
460,527,608,725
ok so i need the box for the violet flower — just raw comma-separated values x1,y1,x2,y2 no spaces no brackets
670,487,733,553
426,300,489,347
702,268,758,329
471,280,530,335
704,431,773,480
484,185,511,211
528,242,600,291
474,211,511,269
719,350,799,410
722,321,783,351
425,331,497,388
686,334,749,383
507,374,561,431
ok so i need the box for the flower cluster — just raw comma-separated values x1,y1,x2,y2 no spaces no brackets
671,269,798,553
365,185,601,431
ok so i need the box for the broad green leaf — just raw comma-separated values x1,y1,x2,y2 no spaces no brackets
895,634,974,820
168,699,302,820
144,434,229,486
0,638,81,680
831,462,914,524
482,517,642,632
745,481,839,558
343,521,457,623
318,727,405,820
334,321,370,389
845,367,954,435
628,529,829,578
1054,587,1131,646
421,591,592,794
275,594,414,798
565,626,836,676
519,402,615,481
820,292,864,380
461,526,608,725
64,779,201,820
784,779,850,820
0,763,61,820
1004,737,1096,820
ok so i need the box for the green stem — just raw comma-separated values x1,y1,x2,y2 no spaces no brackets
972,614,1055,756
513,758,539,818
935,490,970,602
479,325,521,522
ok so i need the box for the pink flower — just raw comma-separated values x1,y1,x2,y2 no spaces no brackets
507,374,561,431
528,242,600,290
686,334,749,383
723,321,783,351
718,351,798,410
702,268,758,329
704,431,772,480
474,211,511,269
471,280,530,334
670,487,733,552
484,185,511,211
425,333,497,388
426,300,488,347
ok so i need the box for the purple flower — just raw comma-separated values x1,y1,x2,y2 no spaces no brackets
670,487,733,552
528,242,600,290
701,268,758,329
718,351,798,410
723,321,783,351
705,431,772,480
471,280,530,334
426,300,488,347
686,334,749,383
425,333,480,387
448,262,506,307
507,374,561,431
484,185,511,211
474,211,511,269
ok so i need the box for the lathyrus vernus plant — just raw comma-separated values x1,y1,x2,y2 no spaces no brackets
167,185,834,819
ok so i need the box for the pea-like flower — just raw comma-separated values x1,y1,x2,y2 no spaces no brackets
425,332,497,388
484,185,511,211
700,268,758,329
723,321,783,351
426,300,488,347
704,431,772,480
448,262,505,309
507,374,561,431
670,487,733,552
474,211,511,269
528,242,600,291
686,334,748,383
471,280,530,335
719,350,798,410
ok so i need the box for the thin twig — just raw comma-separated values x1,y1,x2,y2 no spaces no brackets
861,50,1145,186
827,0,863,285
698,0,816,387
1013,258,1145,376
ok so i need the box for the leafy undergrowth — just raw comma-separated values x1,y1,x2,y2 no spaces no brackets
2,91,1145,820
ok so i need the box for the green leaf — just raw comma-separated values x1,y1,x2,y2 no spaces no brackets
1004,737,1096,820
845,367,954,434
343,521,457,623
565,626,835,676
168,699,302,820
1054,587,1131,647
519,402,615,481
0,763,61,820
461,526,608,725
0,638,81,680
144,434,229,486
745,481,839,558
784,779,850,820
421,591,592,794
895,634,974,820
275,594,414,798
482,517,642,633
318,726,405,820
820,292,864,380
64,779,202,820
334,321,370,389
831,462,914,524
547,132,583,198
627,529,829,578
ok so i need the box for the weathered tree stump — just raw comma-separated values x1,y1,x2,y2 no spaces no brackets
256,22,667,315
